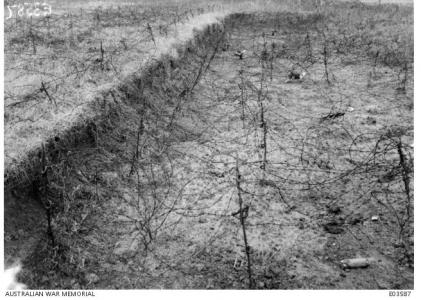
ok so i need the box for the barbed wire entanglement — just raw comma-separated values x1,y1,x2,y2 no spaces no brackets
4,1,226,182
4,0,413,290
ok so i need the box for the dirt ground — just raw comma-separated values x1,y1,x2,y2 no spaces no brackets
6,11,413,289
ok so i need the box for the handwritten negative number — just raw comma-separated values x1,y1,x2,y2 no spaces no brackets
6,2,52,19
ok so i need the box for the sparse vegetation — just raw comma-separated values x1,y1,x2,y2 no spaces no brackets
4,0,413,290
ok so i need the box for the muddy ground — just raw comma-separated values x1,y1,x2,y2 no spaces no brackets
5,12,413,289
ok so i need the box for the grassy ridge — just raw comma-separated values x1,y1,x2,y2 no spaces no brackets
3,0,301,181
4,2,228,181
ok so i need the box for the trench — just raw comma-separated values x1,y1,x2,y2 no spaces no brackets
5,18,229,288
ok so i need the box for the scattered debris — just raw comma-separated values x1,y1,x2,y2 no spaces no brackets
366,116,377,125
285,204,297,213
285,70,306,83
209,170,225,178
320,111,345,123
393,241,404,248
221,42,230,51
348,213,363,225
315,159,332,170
327,204,341,215
378,170,397,183
259,179,278,187
261,49,269,61
85,273,100,284
234,50,246,60
340,258,372,269
323,220,344,234
288,70,306,80
396,86,406,93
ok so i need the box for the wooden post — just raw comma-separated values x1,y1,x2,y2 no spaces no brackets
235,157,253,289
